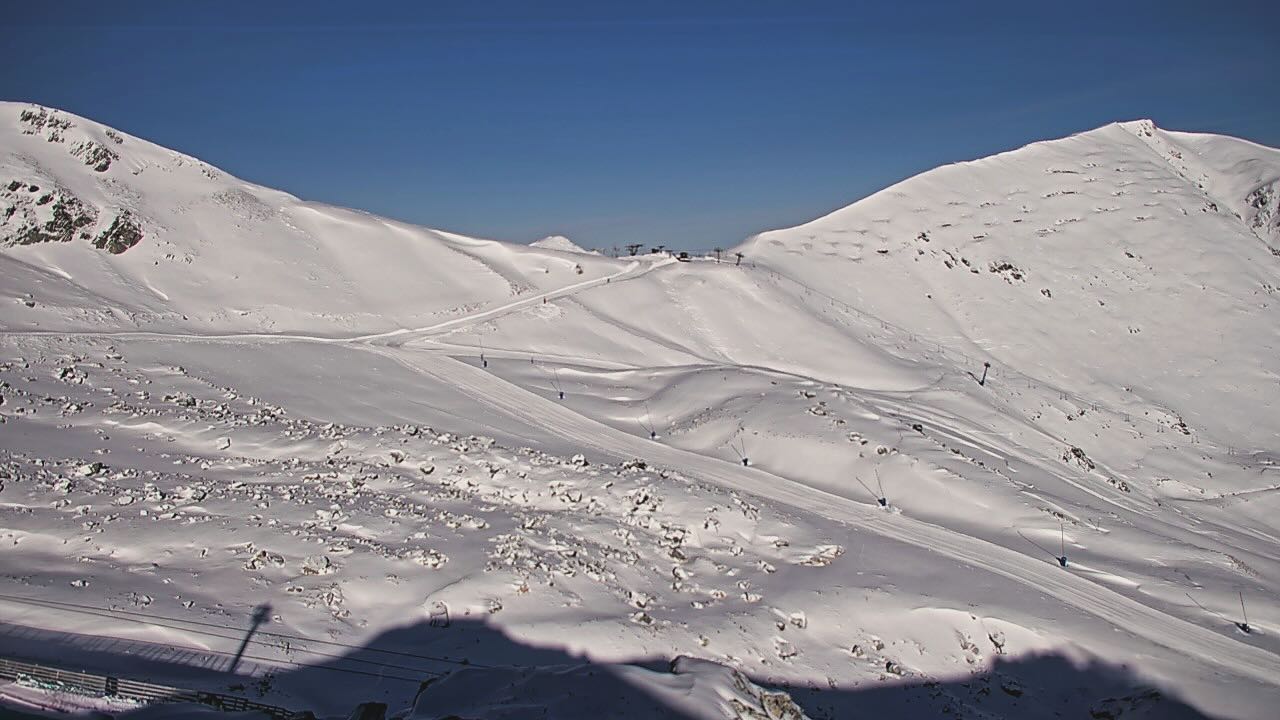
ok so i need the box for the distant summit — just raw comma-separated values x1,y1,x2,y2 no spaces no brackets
531,235,597,255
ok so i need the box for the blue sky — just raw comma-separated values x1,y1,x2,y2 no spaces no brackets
5,1,1277,251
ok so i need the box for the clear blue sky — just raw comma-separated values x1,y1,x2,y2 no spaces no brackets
5,1,1277,251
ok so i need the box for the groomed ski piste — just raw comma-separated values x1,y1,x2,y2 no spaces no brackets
1,102,1278,719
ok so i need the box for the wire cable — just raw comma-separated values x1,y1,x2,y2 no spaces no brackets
0,593,493,678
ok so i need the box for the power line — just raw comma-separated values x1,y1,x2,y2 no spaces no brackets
0,609,425,685
0,594,439,679
0,593,488,678
0,592,484,669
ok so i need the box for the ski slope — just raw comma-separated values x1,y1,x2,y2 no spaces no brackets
2,103,1279,719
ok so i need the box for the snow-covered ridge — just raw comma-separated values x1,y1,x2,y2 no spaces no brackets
0,102,631,335
2,106,146,253
731,117,1280,449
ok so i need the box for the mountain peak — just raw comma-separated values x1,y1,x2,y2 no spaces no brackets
530,235,595,254
0,101,629,335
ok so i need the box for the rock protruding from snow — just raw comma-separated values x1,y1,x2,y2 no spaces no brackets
1,182,97,248
0,102,630,333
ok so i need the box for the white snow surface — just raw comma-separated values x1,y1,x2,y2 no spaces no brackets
1,103,1278,720
530,234,598,255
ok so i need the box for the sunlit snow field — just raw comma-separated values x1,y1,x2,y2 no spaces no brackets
2,104,1278,719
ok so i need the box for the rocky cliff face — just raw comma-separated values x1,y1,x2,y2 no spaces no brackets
1,106,141,252
1246,181,1280,249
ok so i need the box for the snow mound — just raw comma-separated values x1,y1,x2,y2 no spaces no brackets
531,234,597,254
411,656,809,720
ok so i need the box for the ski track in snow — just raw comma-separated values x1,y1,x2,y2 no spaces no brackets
4,250,1278,687
9,267,1269,688
368,347,1280,685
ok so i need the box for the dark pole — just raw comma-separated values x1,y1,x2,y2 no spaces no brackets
979,362,991,386
229,604,271,674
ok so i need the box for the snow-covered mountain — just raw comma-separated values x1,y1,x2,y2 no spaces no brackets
739,119,1280,448
0,103,626,335
2,103,1279,720
530,234,598,255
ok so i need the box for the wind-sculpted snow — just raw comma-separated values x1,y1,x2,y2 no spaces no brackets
2,104,1279,719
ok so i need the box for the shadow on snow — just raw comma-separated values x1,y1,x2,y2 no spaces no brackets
0,614,1221,720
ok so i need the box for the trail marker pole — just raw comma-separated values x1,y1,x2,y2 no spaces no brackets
1238,592,1251,634
979,361,991,387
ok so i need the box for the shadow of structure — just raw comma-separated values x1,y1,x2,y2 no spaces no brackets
0,615,1220,720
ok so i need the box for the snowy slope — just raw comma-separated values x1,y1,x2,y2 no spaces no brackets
736,120,1280,446
0,103,627,335
2,104,1279,720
